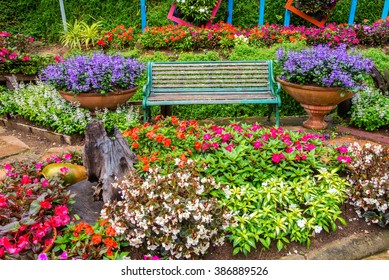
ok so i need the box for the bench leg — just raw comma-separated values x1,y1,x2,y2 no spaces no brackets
143,107,151,123
161,105,172,117
267,105,273,123
275,105,280,127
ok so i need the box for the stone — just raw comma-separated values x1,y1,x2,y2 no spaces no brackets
40,146,83,161
0,136,29,159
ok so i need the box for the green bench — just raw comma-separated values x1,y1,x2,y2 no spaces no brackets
142,60,281,126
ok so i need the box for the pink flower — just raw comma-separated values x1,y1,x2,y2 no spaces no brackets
211,142,219,149
336,146,348,154
262,134,270,141
221,134,231,143
60,167,69,173
35,163,43,170
337,155,351,164
54,56,64,63
285,147,294,153
202,142,211,151
272,153,285,163
54,205,69,216
60,251,68,260
42,180,49,187
203,134,212,140
304,143,316,151
225,144,234,152
253,140,263,149
250,123,261,131
22,55,30,61
64,153,72,160
4,164,12,171
29,37,34,42
37,253,48,260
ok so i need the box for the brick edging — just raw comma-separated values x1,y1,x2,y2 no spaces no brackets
337,125,389,146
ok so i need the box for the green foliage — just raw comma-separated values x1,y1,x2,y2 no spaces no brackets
60,19,103,50
361,48,389,72
0,82,141,135
349,87,389,131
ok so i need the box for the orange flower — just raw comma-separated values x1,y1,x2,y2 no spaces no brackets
171,116,178,125
104,238,118,249
180,153,187,162
143,164,150,172
85,225,94,235
132,142,139,149
150,152,159,162
156,134,164,143
176,131,186,139
146,130,156,140
106,226,116,237
92,234,102,245
163,138,171,147
131,133,138,141
99,219,109,227
194,142,202,150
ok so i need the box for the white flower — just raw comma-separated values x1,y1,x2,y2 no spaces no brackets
297,219,306,229
314,225,323,234
328,188,338,194
199,8,205,13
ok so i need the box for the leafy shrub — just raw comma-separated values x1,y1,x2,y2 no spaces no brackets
0,153,79,259
0,82,140,135
346,142,389,228
101,160,232,259
60,19,103,50
349,87,389,131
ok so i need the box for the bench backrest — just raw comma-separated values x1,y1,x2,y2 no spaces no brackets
147,60,275,93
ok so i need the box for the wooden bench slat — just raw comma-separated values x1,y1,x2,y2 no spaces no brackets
149,93,275,100
152,74,269,80
151,83,269,88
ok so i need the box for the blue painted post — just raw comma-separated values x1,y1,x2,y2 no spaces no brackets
141,0,146,31
383,0,389,19
227,0,234,24
59,0,67,31
258,0,265,26
348,0,358,25
284,9,291,26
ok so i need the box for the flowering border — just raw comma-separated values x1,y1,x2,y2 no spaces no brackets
285,0,337,27
167,0,223,28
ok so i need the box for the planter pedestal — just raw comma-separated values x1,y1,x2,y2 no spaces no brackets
277,77,354,130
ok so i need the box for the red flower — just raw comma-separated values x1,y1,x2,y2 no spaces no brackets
156,134,164,143
21,175,32,185
40,200,52,209
22,55,30,61
105,226,116,237
272,153,285,163
194,142,202,150
132,142,139,149
0,194,7,208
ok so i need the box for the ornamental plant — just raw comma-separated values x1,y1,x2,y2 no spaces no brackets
0,51,57,75
276,44,373,92
345,142,389,228
101,159,232,259
39,52,145,94
175,0,219,26
97,25,136,49
0,31,35,53
52,219,129,260
0,152,80,259
297,0,340,18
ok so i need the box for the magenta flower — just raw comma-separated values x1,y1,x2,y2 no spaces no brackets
35,163,43,170
60,167,69,173
29,37,34,42
22,55,30,61
203,134,212,140
0,194,8,208
336,146,348,154
250,123,261,131
262,134,270,141
272,153,285,163
285,147,294,153
4,164,12,171
60,251,68,260
212,125,224,135
221,133,231,143
337,155,351,164
304,143,316,151
37,253,48,260
202,142,211,151
212,142,219,149
253,140,263,149
225,144,234,152
64,153,72,160
42,180,49,187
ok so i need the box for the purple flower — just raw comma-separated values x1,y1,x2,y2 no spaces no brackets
60,251,68,260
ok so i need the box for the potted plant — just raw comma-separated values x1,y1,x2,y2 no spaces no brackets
39,52,145,110
285,0,340,27
276,44,373,129
168,0,222,27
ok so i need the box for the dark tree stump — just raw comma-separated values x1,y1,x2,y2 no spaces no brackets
83,120,138,203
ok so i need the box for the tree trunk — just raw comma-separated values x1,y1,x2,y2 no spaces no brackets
83,120,138,203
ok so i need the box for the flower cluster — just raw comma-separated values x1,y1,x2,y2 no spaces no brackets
0,31,34,53
175,0,219,26
101,159,232,259
52,219,128,260
346,142,389,228
276,44,373,91
39,52,145,94
0,158,73,259
97,25,135,49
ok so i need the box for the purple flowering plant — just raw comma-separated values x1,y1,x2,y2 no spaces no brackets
276,44,373,92
39,52,145,95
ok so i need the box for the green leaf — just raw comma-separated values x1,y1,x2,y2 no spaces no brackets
29,199,41,216
233,247,241,255
73,214,81,221
0,221,21,234
276,239,283,251
232,236,243,247
246,238,257,249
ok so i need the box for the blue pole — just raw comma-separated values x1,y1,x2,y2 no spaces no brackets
59,0,67,31
141,0,146,31
259,0,265,26
383,0,389,19
348,0,358,24
284,9,291,26
227,0,234,24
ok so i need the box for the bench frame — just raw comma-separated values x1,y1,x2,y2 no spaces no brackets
142,60,281,126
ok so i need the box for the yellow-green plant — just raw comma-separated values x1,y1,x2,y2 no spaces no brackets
60,19,103,50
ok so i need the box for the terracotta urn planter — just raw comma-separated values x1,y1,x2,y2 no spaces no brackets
58,86,138,110
277,77,355,130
